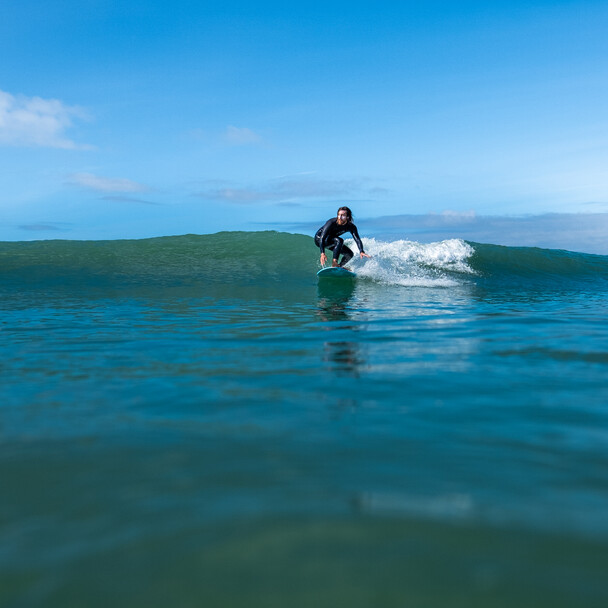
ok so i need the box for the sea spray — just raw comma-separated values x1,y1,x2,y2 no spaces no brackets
348,237,476,287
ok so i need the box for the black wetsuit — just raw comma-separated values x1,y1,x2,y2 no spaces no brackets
314,218,365,267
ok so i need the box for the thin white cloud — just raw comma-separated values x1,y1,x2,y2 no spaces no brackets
205,187,270,203
68,172,148,193
195,176,371,204
223,125,262,145
18,223,70,232
0,89,91,149
102,195,161,206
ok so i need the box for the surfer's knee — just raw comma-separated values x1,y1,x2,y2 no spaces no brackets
340,247,353,264
332,237,344,256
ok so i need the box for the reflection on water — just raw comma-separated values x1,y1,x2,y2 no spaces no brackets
316,281,362,377
323,341,363,377
316,280,481,377
316,281,356,317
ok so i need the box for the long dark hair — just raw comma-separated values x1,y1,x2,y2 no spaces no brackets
337,206,353,221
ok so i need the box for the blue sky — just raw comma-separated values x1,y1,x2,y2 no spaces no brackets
2,0,608,252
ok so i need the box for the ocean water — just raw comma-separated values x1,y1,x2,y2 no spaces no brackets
1,231,607,607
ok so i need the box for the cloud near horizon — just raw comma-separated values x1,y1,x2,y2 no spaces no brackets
68,172,149,193
360,211,608,255
0,89,91,149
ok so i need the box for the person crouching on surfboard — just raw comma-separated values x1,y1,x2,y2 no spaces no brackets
315,206,371,268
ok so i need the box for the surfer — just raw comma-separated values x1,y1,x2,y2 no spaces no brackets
315,206,371,268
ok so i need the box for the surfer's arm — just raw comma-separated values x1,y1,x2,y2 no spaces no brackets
350,225,366,254
316,220,334,266
317,219,334,253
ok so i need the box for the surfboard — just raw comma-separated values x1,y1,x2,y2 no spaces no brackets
317,267,356,280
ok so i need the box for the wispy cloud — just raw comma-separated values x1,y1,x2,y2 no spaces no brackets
68,172,149,193
0,89,91,149
101,195,161,206
223,125,262,145
200,187,270,203
195,175,380,204
18,222,70,232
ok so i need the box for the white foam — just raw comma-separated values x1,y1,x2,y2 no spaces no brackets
347,237,475,287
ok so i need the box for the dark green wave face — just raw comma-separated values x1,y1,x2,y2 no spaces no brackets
2,231,607,291
0,232,317,288
2,231,608,608
468,242,608,284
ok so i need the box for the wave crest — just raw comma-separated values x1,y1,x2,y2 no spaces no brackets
350,237,475,287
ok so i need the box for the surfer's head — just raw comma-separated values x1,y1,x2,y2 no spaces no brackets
337,206,352,225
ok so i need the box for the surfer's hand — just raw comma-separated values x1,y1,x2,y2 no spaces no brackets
320,253,327,266
360,252,371,259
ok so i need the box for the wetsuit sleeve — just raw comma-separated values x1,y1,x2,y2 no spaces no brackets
350,224,365,253
317,219,335,253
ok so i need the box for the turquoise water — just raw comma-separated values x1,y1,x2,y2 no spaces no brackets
2,231,608,607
